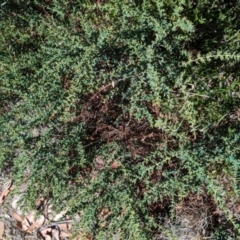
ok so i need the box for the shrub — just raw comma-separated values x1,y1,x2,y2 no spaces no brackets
1,0,240,238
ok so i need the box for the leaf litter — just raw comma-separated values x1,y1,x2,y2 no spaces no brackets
0,180,83,240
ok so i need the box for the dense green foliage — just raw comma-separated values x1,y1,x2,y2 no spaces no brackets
1,0,240,238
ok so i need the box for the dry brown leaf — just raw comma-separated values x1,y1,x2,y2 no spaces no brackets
16,221,23,231
0,222,4,239
39,228,52,240
111,161,121,170
83,233,92,240
21,211,35,231
45,235,52,240
58,222,72,238
52,228,60,240
11,211,23,223
22,218,30,232
68,222,72,231
58,223,69,232
25,211,36,224
60,230,72,238
0,189,10,205
27,215,45,233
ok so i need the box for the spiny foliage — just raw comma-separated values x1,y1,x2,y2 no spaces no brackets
1,0,240,239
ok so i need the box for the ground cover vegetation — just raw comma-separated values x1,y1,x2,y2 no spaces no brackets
1,0,240,239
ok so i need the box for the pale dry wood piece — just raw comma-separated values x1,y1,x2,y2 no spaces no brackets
46,204,68,221
2,180,13,192
11,194,25,216
0,222,4,240
111,81,115,88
